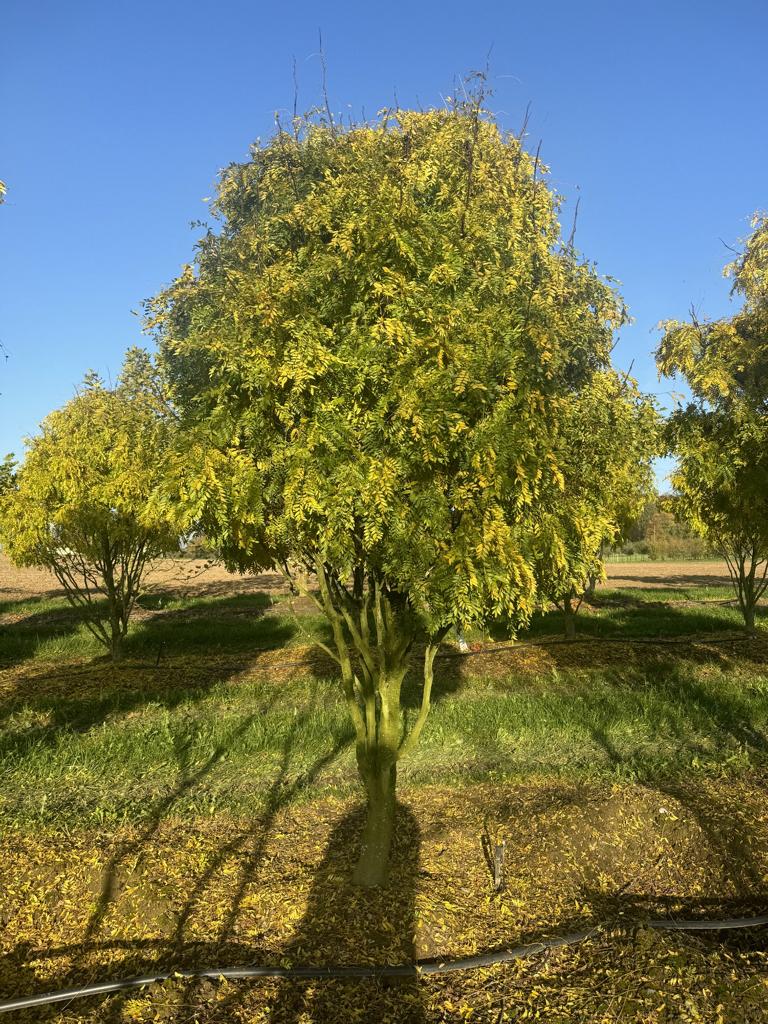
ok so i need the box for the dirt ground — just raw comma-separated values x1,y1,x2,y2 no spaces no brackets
0,554,734,605
602,559,732,589
0,554,287,604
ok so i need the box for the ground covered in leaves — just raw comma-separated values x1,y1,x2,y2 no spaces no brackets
2,779,768,1022
1,559,768,1021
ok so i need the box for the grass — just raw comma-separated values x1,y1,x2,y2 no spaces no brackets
0,590,331,664
513,585,763,641
2,578,768,1022
1,587,767,829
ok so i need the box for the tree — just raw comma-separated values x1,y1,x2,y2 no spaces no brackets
0,454,16,494
0,349,181,659
532,371,659,637
149,93,630,885
657,213,768,632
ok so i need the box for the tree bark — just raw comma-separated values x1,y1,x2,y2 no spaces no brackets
744,601,756,634
107,591,125,662
353,758,397,887
109,626,124,661
563,595,577,639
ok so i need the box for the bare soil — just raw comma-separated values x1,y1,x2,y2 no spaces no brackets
0,554,734,607
603,559,732,589
0,554,288,605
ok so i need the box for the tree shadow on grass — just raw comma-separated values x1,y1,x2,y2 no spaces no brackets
613,572,734,589
470,633,768,689
0,596,88,668
490,595,767,645
0,630,308,788
583,661,768,763
586,680,768,896
0,690,359,1020
0,585,328,670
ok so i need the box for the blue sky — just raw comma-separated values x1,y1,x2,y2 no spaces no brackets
2,0,766,488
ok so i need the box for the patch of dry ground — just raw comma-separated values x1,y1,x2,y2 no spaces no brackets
0,553,288,611
0,554,734,605
604,560,733,590
2,777,767,1022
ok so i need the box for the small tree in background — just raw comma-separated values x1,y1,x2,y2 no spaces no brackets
657,213,768,632
0,455,16,494
0,349,181,659
150,91,634,885
532,371,659,637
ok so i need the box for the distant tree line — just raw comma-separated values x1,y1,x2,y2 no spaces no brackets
612,498,714,561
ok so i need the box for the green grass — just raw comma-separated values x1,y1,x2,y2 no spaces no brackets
1,584,767,829
2,581,755,666
514,586,764,640
598,584,735,602
0,591,332,664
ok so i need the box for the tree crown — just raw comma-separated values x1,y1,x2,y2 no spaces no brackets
0,348,179,570
657,214,768,552
657,212,768,413
150,99,631,631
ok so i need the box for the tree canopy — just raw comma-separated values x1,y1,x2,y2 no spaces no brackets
0,349,181,658
657,213,768,631
149,95,645,883
531,370,659,635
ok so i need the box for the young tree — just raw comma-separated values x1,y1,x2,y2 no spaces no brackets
532,371,659,637
149,94,630,885
0,349,181,659
657,213,768,632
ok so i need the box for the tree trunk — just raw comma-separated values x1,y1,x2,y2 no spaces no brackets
737,566,757,634
310,563,438,887
563,595,577,639
744,601,756,634
110,627,124,661
353,758,397,887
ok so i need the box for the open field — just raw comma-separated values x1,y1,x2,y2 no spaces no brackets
601,560,733,590
0,555,736,605
1,556,767,1021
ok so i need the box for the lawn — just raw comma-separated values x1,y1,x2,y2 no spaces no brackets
1,569,768,1021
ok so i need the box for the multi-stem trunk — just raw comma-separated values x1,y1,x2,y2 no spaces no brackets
312,562,444,886
723,545,767,636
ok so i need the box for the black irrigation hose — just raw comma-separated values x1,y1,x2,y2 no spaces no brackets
1,915,767,1015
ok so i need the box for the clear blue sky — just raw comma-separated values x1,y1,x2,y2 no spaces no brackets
2,0,766,488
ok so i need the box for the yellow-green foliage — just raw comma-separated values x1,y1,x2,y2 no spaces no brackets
532,370,659,609
150,98,634,634
0,348,181,656
658,212,768,409
148,95,659,881
657,213,768,628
